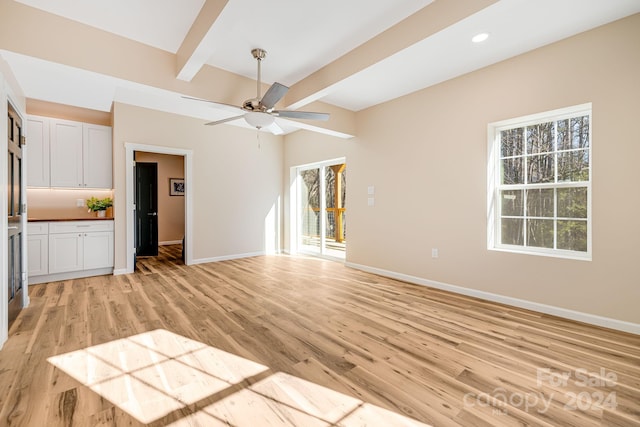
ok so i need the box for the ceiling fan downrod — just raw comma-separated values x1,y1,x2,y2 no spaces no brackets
251,48,267,99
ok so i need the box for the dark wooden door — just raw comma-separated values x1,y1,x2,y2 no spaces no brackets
135,162,158,257
7,102,24,325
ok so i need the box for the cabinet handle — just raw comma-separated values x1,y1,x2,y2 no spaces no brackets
78,234,82,237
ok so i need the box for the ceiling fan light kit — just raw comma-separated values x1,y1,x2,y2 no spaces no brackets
244,111,275,129
186,48,330,134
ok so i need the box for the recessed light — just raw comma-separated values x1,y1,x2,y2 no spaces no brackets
472,33,489,43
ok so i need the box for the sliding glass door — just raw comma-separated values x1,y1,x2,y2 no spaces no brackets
297,159,346,259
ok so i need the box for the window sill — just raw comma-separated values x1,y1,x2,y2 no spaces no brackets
489,246,592,261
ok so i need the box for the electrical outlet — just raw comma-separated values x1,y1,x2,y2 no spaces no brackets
432,248,439,258
76,198,85,207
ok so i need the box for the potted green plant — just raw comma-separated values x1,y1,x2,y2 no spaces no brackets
86,197,113,217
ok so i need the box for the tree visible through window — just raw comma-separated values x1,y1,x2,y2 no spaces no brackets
489,104,591,259
297,160,347,259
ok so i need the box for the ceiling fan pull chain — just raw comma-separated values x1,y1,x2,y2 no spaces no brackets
257,129,261,150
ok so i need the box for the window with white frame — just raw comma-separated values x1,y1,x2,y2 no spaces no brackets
487,104,592,259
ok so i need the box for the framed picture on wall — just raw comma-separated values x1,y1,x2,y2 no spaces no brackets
169,178,185,196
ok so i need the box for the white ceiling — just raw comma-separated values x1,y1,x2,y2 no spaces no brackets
201,0,433,86
4,0,640,135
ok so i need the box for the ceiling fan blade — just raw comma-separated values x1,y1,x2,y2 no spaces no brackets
267,121,284,135
205,115,245,126
182,96,243,112
260,82,288,110
274,110,329,121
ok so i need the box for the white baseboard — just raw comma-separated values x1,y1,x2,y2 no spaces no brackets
345,262,640,335
192,251,265,265
28,268,114,285
113,249,267,274
159,240,183,246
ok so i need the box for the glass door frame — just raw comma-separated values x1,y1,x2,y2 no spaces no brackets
292,157,346,260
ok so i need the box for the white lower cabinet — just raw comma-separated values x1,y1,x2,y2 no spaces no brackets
83,231,114,270
27,223,49,276
28,220,113,282
49,232,84,274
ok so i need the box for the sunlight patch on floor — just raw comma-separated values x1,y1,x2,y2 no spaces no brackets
48,329,431,426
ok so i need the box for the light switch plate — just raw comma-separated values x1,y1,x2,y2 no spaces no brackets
367,197,375,206
76,199,85,207
367,186,375,195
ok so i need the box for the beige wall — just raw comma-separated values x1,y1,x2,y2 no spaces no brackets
134,152,185,243
112,103,283,269
284,15,640,325
27,188,113,219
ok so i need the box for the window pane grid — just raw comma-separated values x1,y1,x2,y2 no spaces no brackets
493,108,590,257
499,185,588,250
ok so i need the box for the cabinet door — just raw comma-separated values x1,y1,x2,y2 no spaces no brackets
26,117,50,187
27,234,48,277
83,124,112,188
49,233,83,273
50,119,83,188
83,231,114,270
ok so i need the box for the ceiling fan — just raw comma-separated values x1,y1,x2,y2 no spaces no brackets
184,48,329,134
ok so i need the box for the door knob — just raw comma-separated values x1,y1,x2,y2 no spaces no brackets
147,212,157,216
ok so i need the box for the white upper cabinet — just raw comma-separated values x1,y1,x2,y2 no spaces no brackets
26,117,50,187
50,119,84,187
28,116,112,189
83,124,113,189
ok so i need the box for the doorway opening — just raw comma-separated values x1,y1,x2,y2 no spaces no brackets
125,143,192,274
295,158,346,260
134,152,185,271
134,160,158,259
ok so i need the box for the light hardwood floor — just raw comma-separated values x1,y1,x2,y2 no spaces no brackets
1,245,639,426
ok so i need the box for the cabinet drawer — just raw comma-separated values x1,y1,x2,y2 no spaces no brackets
49,220,114,234
28,222,49,235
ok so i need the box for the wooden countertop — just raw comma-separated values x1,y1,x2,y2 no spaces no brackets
28,217,114,222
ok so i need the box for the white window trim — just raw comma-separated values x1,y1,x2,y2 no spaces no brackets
487,103,592,261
